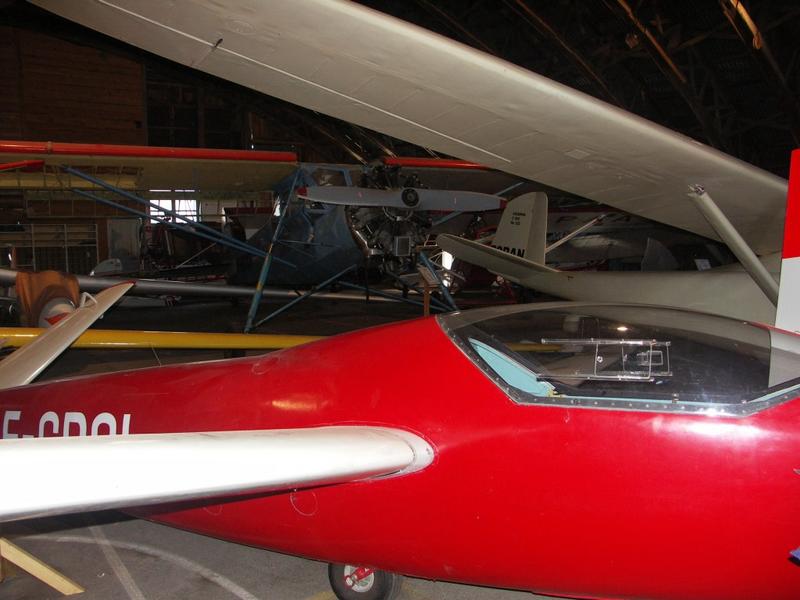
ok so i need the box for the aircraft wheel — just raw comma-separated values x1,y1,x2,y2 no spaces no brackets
328,563,402,600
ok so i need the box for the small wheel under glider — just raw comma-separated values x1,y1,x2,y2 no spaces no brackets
328,563,402,600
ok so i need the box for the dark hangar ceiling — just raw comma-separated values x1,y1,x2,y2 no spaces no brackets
357,0,800,178
2,0,798,178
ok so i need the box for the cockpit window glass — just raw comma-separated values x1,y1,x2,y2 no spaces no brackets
438,303,800,415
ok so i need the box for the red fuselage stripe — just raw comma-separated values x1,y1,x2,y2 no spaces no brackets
783,149,800,259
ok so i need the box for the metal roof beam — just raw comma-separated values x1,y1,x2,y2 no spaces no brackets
504,0,623,107
720,0,800,145
605,0,731,152
413,0,496,55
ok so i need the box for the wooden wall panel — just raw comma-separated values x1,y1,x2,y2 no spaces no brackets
0,28,146,145
0,27,23,139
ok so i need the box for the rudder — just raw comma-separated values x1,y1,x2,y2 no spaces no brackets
492,192,548,264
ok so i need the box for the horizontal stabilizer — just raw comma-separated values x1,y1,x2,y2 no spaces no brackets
0,282,133,390
299,186,502,212
437,234,557,284
0,426,434,522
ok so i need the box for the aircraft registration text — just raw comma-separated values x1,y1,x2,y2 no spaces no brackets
1,410,131,439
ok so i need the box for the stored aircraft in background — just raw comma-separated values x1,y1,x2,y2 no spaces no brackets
0,140,514,291
36,0,791,326
0,138,297,282
232,157,526,286
437,185,783,323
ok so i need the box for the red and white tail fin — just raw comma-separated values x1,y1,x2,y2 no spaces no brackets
492,192,548,264
775,150,800,332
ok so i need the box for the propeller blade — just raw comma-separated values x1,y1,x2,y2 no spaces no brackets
412,188,503,212
298,186,502,212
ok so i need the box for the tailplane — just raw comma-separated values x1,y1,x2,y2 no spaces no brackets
775,150,800,332
491,192,548,264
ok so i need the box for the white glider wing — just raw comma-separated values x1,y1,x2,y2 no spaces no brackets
0,282,133,389
32,0,787,254
0,426,434,522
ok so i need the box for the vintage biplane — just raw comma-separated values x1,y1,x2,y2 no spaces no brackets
0,138,298,282
0,1,798,599
233,156,525,287
0,140,307,326
0,139,513,300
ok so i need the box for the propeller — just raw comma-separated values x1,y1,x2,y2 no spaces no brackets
297,186,503,212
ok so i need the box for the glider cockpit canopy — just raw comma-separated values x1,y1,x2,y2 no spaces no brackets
440,303,800,416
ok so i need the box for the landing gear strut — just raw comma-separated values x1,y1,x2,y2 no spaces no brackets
328,563,402,600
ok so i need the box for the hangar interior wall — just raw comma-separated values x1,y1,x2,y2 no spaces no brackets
0,27,146,145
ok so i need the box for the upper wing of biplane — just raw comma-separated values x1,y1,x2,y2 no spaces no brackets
0,140,297,191
31,0,788,255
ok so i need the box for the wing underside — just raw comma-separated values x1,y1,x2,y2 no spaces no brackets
31,0,788,254
0,426,434,522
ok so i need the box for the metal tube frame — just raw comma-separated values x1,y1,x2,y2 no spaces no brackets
418,251,459,311
245,172,299,332
336,281,447,312
250,264,358,329
382,270,450,311
62,165,278,261
545,214,607,254
70,188,291,266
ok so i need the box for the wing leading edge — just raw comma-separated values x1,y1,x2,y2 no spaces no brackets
0,426,434,522
0,282,134,390
32,0,787,254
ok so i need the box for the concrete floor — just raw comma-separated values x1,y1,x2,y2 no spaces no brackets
1,293,553,599
0,513,544,600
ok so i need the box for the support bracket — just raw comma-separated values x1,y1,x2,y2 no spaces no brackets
687,184,778,306
0,537,84,595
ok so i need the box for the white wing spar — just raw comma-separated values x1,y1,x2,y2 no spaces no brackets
32,0,788,255
0,282,134,390
0,426,434,522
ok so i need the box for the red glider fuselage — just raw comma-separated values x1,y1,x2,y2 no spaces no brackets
2,317,799,600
